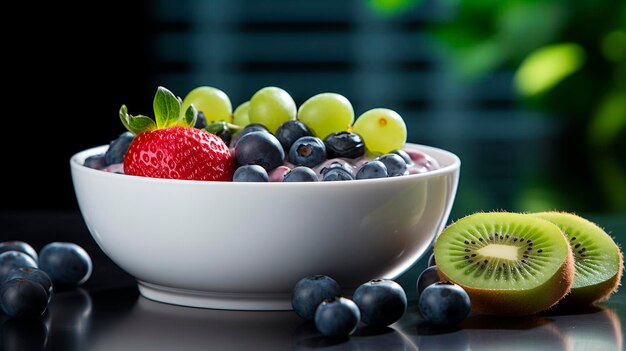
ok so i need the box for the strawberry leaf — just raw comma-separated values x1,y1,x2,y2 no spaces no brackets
153,86,181,128
120,105,156,135
183,104,198,128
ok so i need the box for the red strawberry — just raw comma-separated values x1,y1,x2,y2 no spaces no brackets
119,86,235,181
124,126,234,181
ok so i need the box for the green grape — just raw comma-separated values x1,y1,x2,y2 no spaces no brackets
232,101,251,127
182,86,233,124
248,87,296,133
352,108,407,154
297,93,354,139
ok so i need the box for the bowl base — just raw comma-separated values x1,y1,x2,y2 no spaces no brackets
137,281,293,311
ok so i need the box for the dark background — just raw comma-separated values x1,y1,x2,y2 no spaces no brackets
3,0,625,223
4,1,153,210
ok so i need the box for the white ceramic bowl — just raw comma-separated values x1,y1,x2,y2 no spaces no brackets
70,143,460,310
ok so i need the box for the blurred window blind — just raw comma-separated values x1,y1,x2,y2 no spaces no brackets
151,0,559,210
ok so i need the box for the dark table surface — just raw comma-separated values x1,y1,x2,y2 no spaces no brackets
1,211,625,351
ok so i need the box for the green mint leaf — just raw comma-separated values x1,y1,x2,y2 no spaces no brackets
153,86,181,128
119,105,156,135
183,104,198,128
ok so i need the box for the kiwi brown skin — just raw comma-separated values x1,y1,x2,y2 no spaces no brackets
437,248,574,316
534,211,624,306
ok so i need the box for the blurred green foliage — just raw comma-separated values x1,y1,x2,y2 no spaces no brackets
370,0,626,214
366,0,423,16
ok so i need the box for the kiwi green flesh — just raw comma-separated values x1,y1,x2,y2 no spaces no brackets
533,212,622,291
435,212,571,291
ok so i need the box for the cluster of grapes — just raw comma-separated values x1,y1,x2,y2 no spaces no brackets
183,86,407,155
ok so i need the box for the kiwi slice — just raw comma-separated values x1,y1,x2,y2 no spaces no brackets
533,212,623,305
434,212,574,316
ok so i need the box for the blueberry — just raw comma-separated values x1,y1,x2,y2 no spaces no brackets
235,131,285,171
0,241,38,261
322,168,353,181
289,136,327,168
283,166,318,182
355,160,388,180
391,149,414,166
194,111,208,129
320,161,352,175
105,131,134,165
0,278,49,318
0,251,38,281
233,165,269,182
291,275,341,320
376,154,408,177
232,123,270,148
275,120,313,152
216,129,232,146
84,154,107,169
416,266,440,295
418,282,471,326
353,279,407,327
5,267,53,301
38,242,92,286
314,297,360,337
427,253,436,267
323,132,365,159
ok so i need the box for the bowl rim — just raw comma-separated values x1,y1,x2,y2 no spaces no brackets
70,142,460,186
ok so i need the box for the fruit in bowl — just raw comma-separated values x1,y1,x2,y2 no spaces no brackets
70,86,461,310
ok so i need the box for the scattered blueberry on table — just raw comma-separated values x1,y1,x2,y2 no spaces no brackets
418,282,472,326
0,241,38,261
315,297,361,337
353,279,407,327
291,275,341,321
0,240,92,320
0,278,49,318
291,274,409,338
39,242,93,286
0,251,38,281
416,265,441,296
5,267,53,302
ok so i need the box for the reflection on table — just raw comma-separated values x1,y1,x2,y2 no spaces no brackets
1,286,623,351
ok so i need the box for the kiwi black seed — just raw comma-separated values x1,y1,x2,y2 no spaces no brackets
434,212,574,316
454,232,546,275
